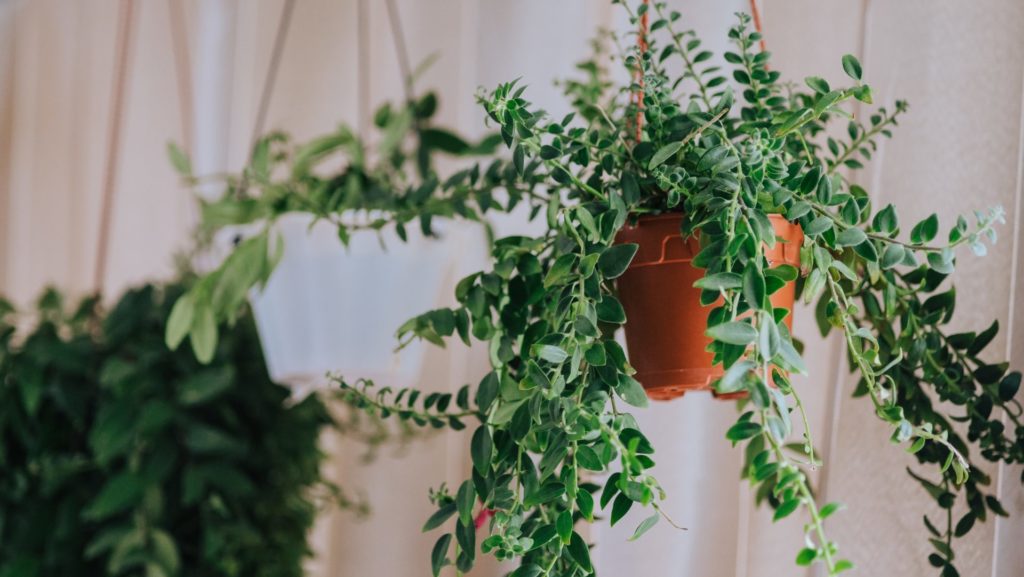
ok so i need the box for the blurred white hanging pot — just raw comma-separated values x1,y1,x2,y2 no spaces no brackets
216,212,485,400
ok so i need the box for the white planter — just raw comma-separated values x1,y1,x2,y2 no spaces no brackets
227,213,485,399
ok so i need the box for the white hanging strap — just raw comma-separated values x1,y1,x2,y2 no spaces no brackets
247,0,297,158
383,0,415,104
202,0,293,203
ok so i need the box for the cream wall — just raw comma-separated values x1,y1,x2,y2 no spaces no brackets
0,1,1021,576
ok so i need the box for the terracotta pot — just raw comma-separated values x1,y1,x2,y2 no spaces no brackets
615,213,803,401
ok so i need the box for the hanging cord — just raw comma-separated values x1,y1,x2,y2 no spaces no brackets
166,0,208,244
224,0,295,201
93,0,139,293
356,0,371,135
632,0,650,142
354,0,417,139
247,0,297,160
748,0,768,56
167,0,193,155
383,0,415,104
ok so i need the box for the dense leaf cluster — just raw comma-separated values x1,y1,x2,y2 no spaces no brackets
0,284,333,577
166,2,1022,576
335,4,1019,576
166,92,527,362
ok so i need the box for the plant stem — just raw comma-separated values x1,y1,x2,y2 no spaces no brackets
758,408,838,574
824,275,969,474
590,412,682,529
592,103,639,164
797,470,838,571
945,478,954,555
654,2,714,110
334,379,480,421
518,136,605,201
541,546,562,576
917,320,1024,430
786,379,819,467
795,131,814,162
754,320,835,571
723,205,837,574
736,22,768,118
453,542,464,577
827,108,903,175
806,202,997,255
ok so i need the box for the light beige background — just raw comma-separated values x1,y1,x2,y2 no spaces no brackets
0,1,1021,576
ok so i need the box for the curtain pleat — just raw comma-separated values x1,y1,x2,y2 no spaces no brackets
0,2,1021,576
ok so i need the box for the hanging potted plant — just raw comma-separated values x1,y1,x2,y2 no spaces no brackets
164,0,536,395
318,3,1021,576
615,209,802,400
164,91,530,395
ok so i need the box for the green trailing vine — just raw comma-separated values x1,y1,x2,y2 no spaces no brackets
164,90,528,362
171,3,1022,576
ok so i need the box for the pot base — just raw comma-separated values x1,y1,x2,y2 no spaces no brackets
635,369,748,401
616,213,802,402
633,368,716,401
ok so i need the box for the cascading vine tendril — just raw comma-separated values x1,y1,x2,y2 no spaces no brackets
168,2,1023,576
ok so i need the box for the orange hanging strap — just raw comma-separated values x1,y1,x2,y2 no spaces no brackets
633,0,650,142
749,0,767,55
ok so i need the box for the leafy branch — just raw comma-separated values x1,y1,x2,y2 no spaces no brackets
165,3,1022,576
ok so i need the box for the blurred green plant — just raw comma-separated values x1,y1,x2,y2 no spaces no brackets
0,283,335,577
165,90,528,363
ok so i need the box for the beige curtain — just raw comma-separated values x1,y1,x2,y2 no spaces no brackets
0,0,193,304
1,1,1021,576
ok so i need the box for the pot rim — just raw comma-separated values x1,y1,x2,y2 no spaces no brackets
626,211,792,226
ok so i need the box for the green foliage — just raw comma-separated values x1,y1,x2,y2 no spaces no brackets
323,3,1021,575
169,2,1022,576
166,90,523,360
0,283,333,577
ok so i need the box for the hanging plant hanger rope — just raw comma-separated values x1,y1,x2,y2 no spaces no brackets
225,0,296,200
749,0,767,54
357,0,371,134
93,0,138,293
632,0,650,142
247,0,297,159
384,0,416,104
167,0,193,156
